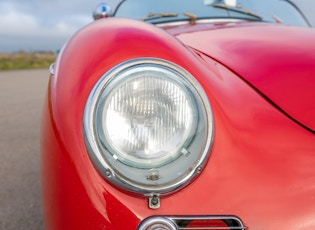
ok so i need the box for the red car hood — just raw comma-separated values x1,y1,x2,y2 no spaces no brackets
173,22,315,132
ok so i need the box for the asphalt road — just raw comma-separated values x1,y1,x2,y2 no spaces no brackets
0,69,50,230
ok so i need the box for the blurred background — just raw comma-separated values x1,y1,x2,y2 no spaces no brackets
0,0,314,53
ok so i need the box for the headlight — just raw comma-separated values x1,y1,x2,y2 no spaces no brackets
84,58,213,195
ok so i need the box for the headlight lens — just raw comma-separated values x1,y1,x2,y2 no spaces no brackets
100,67,198,168
84,58,213,195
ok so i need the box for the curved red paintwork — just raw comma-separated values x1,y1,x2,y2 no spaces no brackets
41,18,315,229
175,22,315,132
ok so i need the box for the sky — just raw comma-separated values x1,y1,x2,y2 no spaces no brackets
0,0,314,53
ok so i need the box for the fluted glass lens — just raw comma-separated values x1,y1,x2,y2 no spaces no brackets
97,66,198,168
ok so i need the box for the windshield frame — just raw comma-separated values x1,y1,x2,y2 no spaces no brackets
113,0,310,27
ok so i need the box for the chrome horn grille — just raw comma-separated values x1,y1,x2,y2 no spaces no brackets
138,216,247,230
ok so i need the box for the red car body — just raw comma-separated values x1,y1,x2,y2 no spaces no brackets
41,5,315,230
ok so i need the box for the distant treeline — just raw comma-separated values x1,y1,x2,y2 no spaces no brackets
0,51,57,71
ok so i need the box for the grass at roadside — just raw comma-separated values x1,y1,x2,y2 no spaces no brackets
0,51,57,71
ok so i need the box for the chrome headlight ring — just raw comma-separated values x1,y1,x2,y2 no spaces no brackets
84,58,214,196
